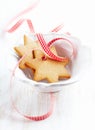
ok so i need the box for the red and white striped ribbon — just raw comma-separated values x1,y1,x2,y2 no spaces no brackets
47,37,77,58
36,33,68,61
6,19,35,33
4,0,39,31
51,23,64,32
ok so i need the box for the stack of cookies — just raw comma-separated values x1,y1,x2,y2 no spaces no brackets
14,35,71,83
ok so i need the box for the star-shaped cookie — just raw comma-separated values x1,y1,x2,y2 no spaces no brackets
26,48,70,83
14,35,41,69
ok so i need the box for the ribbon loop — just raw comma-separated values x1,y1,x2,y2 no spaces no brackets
36,33,68,61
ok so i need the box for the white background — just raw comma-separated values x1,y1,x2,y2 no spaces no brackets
0,0,95,130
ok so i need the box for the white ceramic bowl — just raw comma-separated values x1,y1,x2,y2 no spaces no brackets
8,33,91,92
